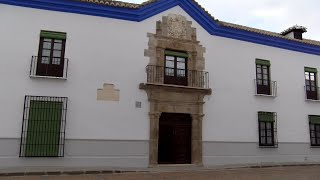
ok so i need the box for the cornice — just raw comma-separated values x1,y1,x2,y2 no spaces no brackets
0,0,319,55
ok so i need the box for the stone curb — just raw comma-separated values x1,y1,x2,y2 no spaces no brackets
1,164,320,177
244,163,320,169
0,170,146,177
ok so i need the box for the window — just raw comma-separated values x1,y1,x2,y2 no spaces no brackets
258,112,277,147
32,30,67,78
164,50,188,86
309,115,320,146
255,59,272,95
305,67,318,100
20,96,67,157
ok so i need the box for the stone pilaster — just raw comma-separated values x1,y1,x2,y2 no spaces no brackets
191,114,204,165
149,112,161,166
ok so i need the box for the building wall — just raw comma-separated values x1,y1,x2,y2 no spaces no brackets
0,4,320,168
200,19,320,166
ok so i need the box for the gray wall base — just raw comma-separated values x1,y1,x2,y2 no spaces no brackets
2,139,320,168
0,138,149,168
203,141,320,166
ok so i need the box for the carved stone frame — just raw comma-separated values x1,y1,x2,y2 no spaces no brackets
141,14,211,166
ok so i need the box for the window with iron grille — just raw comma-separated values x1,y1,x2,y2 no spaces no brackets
305,67,318,100
31,30,67,78
255,59,272,95
309,115,320,147
258,112,278,147
20,96,68,157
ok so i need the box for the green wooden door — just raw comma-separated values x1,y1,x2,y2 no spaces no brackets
25,101,63,157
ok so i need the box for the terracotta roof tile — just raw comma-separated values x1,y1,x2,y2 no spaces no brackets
75,0,158,8
188,0,320,46
74,0,320,46
76,0,140,8
219,21,320,46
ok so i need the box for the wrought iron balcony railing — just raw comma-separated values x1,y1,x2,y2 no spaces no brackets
254,79,277,97
305,86,320,101
146,65,209,89
30,56,69,79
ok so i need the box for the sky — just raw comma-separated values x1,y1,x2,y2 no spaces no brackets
122,0,320,41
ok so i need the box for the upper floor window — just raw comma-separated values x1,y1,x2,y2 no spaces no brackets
258,111,277,147
255,59,273,96
305,67,318,100
309,115,320,147
30,30,68,79
164,50,188,86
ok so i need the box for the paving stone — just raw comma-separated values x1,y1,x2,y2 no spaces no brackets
1,166,320,180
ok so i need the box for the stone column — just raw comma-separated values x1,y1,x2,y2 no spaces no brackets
149,112,161,166
191,114,204,165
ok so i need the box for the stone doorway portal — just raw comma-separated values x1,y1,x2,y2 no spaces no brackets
158,113,192,164
140,84,211,166
140,13,211,166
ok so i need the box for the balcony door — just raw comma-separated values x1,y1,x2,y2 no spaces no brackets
164,51,188,86
37,36,66,77
305,71,318,100
256,64,271,95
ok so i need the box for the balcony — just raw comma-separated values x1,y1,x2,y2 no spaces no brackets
145,65,210,89
30,56,69,79
305,86,320,101
254,79,277,97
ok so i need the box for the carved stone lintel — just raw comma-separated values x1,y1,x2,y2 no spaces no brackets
167,14,187,39
144,14,206,71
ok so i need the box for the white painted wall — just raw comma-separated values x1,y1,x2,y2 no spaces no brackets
284,32,295,39
0,4,319,146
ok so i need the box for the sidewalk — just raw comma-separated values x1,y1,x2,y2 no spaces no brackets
1,163,320,180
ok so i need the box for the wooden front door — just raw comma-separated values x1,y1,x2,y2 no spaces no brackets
36,38,66,77
158,113,191,164
164,55,188,86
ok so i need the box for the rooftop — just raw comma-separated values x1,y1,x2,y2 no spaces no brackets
75,0,320,46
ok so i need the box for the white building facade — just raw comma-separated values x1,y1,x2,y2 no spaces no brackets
1,0,320,168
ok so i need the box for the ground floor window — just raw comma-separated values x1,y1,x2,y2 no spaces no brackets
309,115,320,147
258,111,277,147
20,96,67,157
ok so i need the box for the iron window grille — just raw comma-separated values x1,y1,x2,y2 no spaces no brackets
309,115,320,147
258,112,278,148
20,96,68,157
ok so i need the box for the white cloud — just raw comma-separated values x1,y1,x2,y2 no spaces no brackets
251,8,289,18
124,0,320,41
